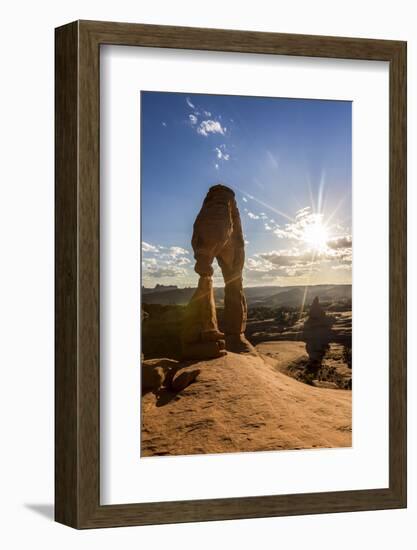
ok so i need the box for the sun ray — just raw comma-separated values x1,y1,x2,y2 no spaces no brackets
317,170,326,214
230,184,295,222
326,195,347,226
305,173,316,214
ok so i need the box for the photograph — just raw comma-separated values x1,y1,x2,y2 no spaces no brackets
140,91,353,457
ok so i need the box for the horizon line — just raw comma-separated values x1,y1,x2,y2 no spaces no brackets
142,282,352,289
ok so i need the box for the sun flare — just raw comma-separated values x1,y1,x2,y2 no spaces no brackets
302,219,329,251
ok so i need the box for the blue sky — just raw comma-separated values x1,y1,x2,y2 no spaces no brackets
141,91,352,288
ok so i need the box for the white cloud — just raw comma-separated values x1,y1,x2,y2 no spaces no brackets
215,163,219,170
169,246,189,257
296,206,311,217
255,240,351,276
245,250,319,280
327,236,352,250
186,97,195,109
145,265,188,278
142,242,190,259
247,212,260,220
175,256,191,266
331,264,351,271
142,244,192,280
161,121,167,127
241,206,351,273
246,257,271,272
189,114,198,125
214,146,230,161
242,196,248,203
260,250,315,268
143,257,157,267
271,207,325,241
196,120,226,137
242,206,352,282
142,241,158,253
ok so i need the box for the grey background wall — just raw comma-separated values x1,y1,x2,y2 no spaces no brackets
0,0,415,547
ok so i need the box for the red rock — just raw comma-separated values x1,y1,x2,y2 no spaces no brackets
170,368,201,392
181,184,254,359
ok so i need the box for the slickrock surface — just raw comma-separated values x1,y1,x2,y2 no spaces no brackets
141,352,351,457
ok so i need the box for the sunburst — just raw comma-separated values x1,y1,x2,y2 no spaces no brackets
302,218,329,252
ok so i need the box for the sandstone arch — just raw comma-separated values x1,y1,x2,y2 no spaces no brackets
181,184,254,360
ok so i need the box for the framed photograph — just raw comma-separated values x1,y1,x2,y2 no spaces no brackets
55,20,406,528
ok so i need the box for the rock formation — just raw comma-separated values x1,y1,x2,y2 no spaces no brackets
181,184,254,360
171,366,201,392
308,296,328,323
141,358,200,395
302,296,333,366
142,304,184,360
141,308,149,361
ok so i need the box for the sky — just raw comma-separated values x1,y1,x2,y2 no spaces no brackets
141,91,352,288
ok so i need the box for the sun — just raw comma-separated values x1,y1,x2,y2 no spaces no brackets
302,218,329,251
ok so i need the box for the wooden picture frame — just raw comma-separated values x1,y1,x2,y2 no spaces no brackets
55,20,407,529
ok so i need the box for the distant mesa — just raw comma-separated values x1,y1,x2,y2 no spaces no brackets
141,283,352,307
142,284,178,295
155,283,177,290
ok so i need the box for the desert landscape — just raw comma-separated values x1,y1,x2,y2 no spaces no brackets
141,185,352,457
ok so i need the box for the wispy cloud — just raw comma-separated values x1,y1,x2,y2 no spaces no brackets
266,150,279,169
215,145,230,160
247,212,260,220
186,97,195,109
189,114,198,125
